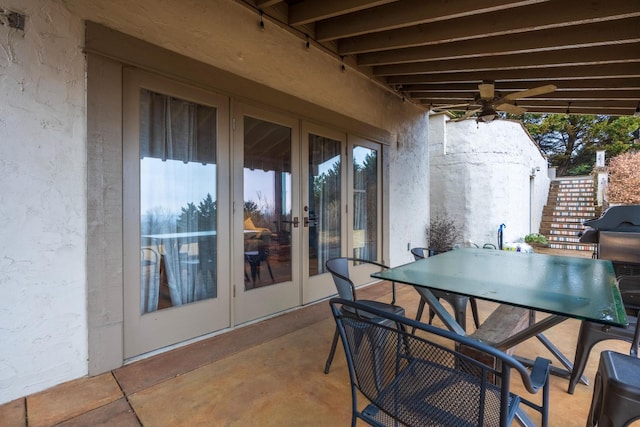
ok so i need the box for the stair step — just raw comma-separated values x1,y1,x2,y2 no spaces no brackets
548,236,582,243
550,222,586,229
556,202,595,207
549,206,596,212
549,211,596,217
548,229,583,236
549,242,596,251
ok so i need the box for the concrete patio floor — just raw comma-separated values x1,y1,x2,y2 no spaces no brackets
1,249,635,426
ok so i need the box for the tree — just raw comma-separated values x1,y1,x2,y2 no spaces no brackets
516,114,640,176
607,151,640,205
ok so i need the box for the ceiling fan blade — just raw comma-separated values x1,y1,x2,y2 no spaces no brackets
478,82,495,100
451,108,482,122
503,84,557,101
497,103,527,114
431,103,472,111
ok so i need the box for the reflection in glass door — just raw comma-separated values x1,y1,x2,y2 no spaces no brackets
243,116,292,289
139,89,219,312
302,124,346,304
352,145,378,261
307,134,342,276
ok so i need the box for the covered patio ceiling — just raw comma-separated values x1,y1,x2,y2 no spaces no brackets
243,0,640,117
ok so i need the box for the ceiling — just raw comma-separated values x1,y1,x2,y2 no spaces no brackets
242,0,640,117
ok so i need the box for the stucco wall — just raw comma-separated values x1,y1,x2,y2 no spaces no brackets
0,1,87,402
429,117,550,248
0,0,428,403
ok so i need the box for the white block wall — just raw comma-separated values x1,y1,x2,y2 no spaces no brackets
429,116,550,248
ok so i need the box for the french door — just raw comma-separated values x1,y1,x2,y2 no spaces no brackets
123,69,231,358
232,104,301,324
122,76,383,355
301,123,347,303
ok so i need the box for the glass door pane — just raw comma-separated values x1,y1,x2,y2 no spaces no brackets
243,116,292,289
139,89,218,312
353,145,378,261
307,134,342,276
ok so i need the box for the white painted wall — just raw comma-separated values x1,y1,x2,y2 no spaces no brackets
0,0,428,403
0,1,87,402
429,116,550,248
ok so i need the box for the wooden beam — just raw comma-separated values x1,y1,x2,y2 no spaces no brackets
373,44,640,76
402,78,640,93
338,0,640,54
289,0,396,26
385,63,640,85
411,90,640,101
316,0,545,41
357,18,640,65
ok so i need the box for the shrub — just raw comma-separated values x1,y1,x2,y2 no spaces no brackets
607,151,640,205
524,233,548,246
426,212,462,252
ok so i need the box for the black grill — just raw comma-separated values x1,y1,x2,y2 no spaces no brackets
579,205,640,276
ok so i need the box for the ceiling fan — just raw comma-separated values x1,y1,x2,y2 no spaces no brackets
433,81,557,123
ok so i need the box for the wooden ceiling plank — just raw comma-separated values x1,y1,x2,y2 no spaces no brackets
373,44,640,76
357,18,640,65
338,0,640,54
315,0,545,41
288,0,396,26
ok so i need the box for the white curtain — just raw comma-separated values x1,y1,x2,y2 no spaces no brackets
139,89,217,312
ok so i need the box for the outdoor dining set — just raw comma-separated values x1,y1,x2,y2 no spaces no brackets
323,232,640,427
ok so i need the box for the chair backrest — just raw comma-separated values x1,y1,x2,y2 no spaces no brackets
330,298,550,427
325,257,356,300
618,275,640,356
410,247,427,260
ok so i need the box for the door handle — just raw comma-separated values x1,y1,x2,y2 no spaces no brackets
282,217,300,228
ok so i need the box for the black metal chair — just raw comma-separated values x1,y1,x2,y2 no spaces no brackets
324,257,405,374
410,247,480,331
586,350,640,427
330,298,551,427
568,275,640,394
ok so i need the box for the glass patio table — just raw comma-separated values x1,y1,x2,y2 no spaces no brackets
371,248,628,379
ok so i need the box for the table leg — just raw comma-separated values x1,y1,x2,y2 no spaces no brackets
416,288,466,336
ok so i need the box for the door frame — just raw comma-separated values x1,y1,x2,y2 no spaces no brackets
122,68,232,358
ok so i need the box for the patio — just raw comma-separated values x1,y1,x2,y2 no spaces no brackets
1,249,633,427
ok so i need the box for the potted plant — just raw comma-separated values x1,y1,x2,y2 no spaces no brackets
426,212,462,255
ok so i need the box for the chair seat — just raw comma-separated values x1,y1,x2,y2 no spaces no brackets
361,358,516,427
